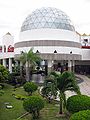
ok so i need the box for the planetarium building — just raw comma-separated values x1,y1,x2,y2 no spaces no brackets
1,7,90,74
14,7,81,73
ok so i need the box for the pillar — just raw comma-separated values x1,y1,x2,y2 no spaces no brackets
3,59,6,68
68,60,72,72
41,60,45,66
9,58,12,73
48,60,53,73
72,60,75,72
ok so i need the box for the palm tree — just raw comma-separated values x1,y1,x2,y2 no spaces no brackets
57,71,81,114
41,74,58,103
43,71,81,114
20,48,41,81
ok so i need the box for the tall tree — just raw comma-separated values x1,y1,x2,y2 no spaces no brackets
20,48,41,81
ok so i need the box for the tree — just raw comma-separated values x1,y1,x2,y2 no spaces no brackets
20,48,41,81
0,64,9,83
41,74,57,103
57,71,81,114
23,96,44,119
23,82,38,95
43,71,81,114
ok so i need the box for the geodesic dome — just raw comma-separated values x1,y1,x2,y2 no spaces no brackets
21,7,75,32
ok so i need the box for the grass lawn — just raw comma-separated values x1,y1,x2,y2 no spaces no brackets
0,84,70,120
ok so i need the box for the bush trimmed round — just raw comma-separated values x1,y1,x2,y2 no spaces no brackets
23,82,38,95
70,110,90,120
23,96,44,117
66,95,90,113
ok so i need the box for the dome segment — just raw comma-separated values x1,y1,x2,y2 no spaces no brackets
21,7,75,32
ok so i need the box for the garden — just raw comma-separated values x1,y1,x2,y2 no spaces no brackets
0,48,90,120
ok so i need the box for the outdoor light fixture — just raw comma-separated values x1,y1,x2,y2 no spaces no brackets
70,51,72,54
54,50,57,53
36,50,40,53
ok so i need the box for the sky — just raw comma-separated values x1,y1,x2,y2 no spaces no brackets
0,0,90,43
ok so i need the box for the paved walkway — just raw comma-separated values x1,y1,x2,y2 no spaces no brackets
76,74,90,96
65,74,90,98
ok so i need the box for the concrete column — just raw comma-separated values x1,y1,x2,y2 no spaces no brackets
72,60,75,72
3,59,6,68
48,60,53,73
9,58,12,73
41,60,45,66
68,60,72,72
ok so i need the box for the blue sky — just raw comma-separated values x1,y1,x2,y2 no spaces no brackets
0,0,90,43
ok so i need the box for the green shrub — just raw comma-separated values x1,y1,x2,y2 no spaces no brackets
23,96,44,119
15,94,26,100
0,90,4,96
66,95,90,113
0,64,9,83
23,82,38,95
70,110,90,120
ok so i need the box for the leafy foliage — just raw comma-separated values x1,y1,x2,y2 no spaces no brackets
23,82,38,95
42,71,81,114
70,110,90,120
41,74,58,102
66,95,90,113
20,48,41,81
0,64,9,83
57,71,80,94
23,96,44,119
0,90,4,96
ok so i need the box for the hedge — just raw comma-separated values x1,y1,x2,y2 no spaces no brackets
23,82,38,95
70,110,90,120
66,95,90,113
23,96,44,119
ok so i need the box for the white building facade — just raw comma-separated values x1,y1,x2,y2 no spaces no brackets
0,7,90,74
0,32,14,73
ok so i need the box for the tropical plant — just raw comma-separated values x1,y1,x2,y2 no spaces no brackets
23,96,44,119
0,64,9,83
20,48,41,81
66,95,90,113
43,71,81,114
41,74,57,103
57,71,81,114
23,82,38,95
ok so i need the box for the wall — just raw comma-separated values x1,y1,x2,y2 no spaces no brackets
19,29,80,43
